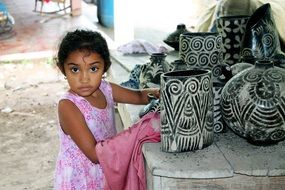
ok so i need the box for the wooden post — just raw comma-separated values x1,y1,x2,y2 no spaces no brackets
71,0,82,16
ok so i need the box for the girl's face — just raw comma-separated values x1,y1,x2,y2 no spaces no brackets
63,50,105,97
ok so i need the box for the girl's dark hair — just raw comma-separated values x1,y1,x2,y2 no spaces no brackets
55,29,111,75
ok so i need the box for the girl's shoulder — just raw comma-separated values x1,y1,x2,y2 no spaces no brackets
59,91,88,109
100,79,115,105
60,91,81,103
100,79,112,94
59,91,92,116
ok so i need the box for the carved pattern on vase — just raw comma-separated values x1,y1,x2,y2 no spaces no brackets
221,61,285,143
179,33,222,74
240,18,280,59
160,70,213,152
139,53,168,89
216,16,249,66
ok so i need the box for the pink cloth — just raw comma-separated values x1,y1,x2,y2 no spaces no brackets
95,112,161,190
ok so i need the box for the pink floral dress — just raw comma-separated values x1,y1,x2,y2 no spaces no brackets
54,80,117,190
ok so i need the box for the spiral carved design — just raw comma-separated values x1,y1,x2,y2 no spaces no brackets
179,33,222,70
240,4,281,60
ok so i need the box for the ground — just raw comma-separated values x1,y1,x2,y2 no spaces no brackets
0,59,126,190
0,59,66,190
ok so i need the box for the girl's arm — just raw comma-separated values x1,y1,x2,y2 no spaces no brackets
58,99,99,163
110,82,160,104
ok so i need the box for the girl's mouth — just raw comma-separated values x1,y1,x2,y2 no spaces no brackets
78,86,92,92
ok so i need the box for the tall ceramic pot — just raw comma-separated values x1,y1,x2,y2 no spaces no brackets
221,60,285,144
216,15,249,66
179,32,223,78
139,53,170,89
239,3,285,67
160,69,214,152
179,32,226,133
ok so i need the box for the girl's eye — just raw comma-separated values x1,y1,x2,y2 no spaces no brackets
71,67,79,73
90,66,98,72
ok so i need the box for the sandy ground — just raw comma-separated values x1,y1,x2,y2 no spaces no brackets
0,60,65,190
0,59,123,190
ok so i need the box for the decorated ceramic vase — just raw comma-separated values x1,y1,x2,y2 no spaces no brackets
121,64,141,89
170,59,187,71
212,82,227,133
179,32,223,78
216,15,249,66
160,69,214,152
139,94,160,118
221,60,285,144
239,3,285,67
170,60,226,133
139,53,169,89
176,32,226,133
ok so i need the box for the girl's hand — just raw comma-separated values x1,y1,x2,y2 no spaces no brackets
147,88,160,100
112,82,159,105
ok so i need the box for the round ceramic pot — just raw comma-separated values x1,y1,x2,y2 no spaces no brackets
179,32,223,78
160,69,214,152
216,15,249,66
139,53,169,88
221,60,285,144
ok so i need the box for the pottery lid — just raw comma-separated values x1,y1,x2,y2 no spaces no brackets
176,24,186,30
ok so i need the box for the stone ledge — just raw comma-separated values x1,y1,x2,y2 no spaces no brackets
142,131,285,179
143,142,233,179
215,131,285,177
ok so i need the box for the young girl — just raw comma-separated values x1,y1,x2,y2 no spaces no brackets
53,29,159,189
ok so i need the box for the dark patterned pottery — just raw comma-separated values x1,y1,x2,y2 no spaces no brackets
120,64,141,89
160,69,214,152
240,3,285,68
139,94,160,118
178,32,226,133
221,60,285,144
212,82,227,133
170,59,187,71
170,60,226,133
179,32,223,78
139,53,169,89
163,23,189,51
216,15,249,66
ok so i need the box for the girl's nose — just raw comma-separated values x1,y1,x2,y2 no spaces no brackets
80,71,90,83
